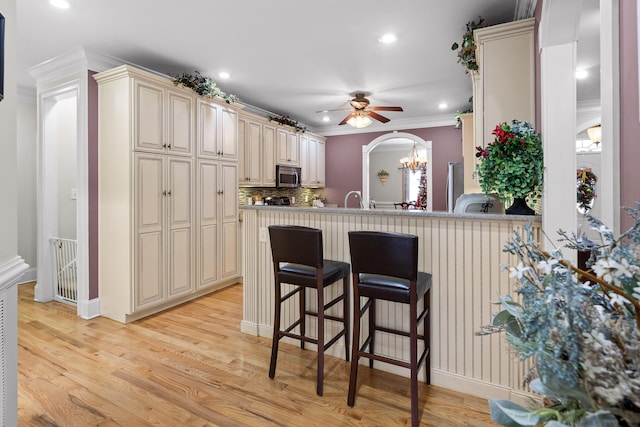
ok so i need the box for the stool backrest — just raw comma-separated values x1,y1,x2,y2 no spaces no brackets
348,231,418,280
268,225,323,268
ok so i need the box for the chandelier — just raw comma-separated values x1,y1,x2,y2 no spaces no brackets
400,142,427,172
346,111,373,128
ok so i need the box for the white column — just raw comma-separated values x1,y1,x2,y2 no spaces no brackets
540,44,578,260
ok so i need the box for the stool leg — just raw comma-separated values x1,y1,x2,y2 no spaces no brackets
368,298,375,369
300,287,306,350
316,283,325,396
269,281,282,379
347,287,361,407
343,276,350,362
410,294,419,427
425,289,431,385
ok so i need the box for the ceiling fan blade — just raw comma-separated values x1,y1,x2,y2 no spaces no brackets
369,106,404,112
367,111,390,123
338,113,355,125
315,108,351,113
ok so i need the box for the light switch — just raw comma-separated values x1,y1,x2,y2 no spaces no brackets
70,188,78,200
259,227,268,243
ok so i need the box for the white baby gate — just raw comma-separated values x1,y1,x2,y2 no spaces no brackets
50,237,77,304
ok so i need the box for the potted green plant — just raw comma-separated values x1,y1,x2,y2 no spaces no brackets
451,17,485,73
479,210,640,426
377,169,389,185
475,119,543,215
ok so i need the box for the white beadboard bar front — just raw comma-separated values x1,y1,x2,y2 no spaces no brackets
240,206,541,402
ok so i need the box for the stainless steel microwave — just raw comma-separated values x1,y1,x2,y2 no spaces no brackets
275,165,301,188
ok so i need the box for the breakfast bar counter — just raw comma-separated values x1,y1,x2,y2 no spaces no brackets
240,205,541,401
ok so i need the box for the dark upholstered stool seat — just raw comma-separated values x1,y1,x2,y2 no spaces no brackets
268,225,350,396
357,272,431,303
347,231,432,427
279,260,350,288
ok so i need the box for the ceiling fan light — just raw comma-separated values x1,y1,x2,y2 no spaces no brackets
347,114,372,128
587,125,602,144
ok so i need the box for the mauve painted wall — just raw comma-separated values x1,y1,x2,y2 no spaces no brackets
324,126,463,211
620,0,640,231
88,71,99,300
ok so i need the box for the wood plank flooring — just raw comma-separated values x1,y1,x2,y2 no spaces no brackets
18,282,497,426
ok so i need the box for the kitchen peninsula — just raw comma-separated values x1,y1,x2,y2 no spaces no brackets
240,205,541,402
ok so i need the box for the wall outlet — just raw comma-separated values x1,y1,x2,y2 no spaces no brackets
304,195,309,203
70,188,77,200
259,227,268,243
291,196,295,204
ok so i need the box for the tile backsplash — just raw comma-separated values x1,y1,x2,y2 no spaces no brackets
238,187,320,207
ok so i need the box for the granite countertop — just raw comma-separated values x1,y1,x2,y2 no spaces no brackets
239,205,541,222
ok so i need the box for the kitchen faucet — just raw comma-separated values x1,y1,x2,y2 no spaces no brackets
344,190,363,209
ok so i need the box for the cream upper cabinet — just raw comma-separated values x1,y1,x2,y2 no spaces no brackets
134,80,194,156
472,18,535,148
237,113,277,187
238,114,262,185
299,133,326,188
262,123,277,186
197,99,238,161
276,128,299,166
299,133,309,186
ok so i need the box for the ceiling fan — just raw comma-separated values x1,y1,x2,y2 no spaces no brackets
320,92,404,127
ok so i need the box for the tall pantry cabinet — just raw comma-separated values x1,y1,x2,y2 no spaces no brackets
95,65,241,323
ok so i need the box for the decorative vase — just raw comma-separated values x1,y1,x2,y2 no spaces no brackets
379,176,388,185
505,197,535,215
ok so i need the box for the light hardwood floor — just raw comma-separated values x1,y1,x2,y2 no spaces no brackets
18,282,497,426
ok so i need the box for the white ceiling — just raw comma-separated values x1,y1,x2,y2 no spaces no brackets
17,1,526,134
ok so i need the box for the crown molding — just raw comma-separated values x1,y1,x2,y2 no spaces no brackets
17,85,37,103
577,98,601,113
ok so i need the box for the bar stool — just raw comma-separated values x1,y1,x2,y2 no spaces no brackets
347,231,432,427
268,225,351,396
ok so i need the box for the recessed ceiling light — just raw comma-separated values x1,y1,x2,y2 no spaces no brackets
218,72,230,79
438,102,448,110
378,33,397,44
50,0,70,9
575,69,588,79
322,116,330,122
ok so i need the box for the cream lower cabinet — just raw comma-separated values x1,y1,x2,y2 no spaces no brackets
196,160,238,289
134,153,193,310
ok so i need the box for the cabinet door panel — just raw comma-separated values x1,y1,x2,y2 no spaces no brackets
167,91,193,156
135,154,164,234
246,121,261,184
198,161,218,225
299,134,309,186
136,231,164,308
221,221,237,279
169,227,192,296
135,82,164,152
316,139,325,187
262,125,276,185
221,163,237,222
237,118,247,183
288,132,299,165
220,108,238,160
199,225,218,286
168,158,192,228
276,128,289,164
198,101,218,158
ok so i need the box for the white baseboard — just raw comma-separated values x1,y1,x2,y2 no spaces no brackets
16,267,36,285
78,298,100,319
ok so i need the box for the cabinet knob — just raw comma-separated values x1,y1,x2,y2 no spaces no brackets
167,190,172,196
163,144,167,149
162,190,167,196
